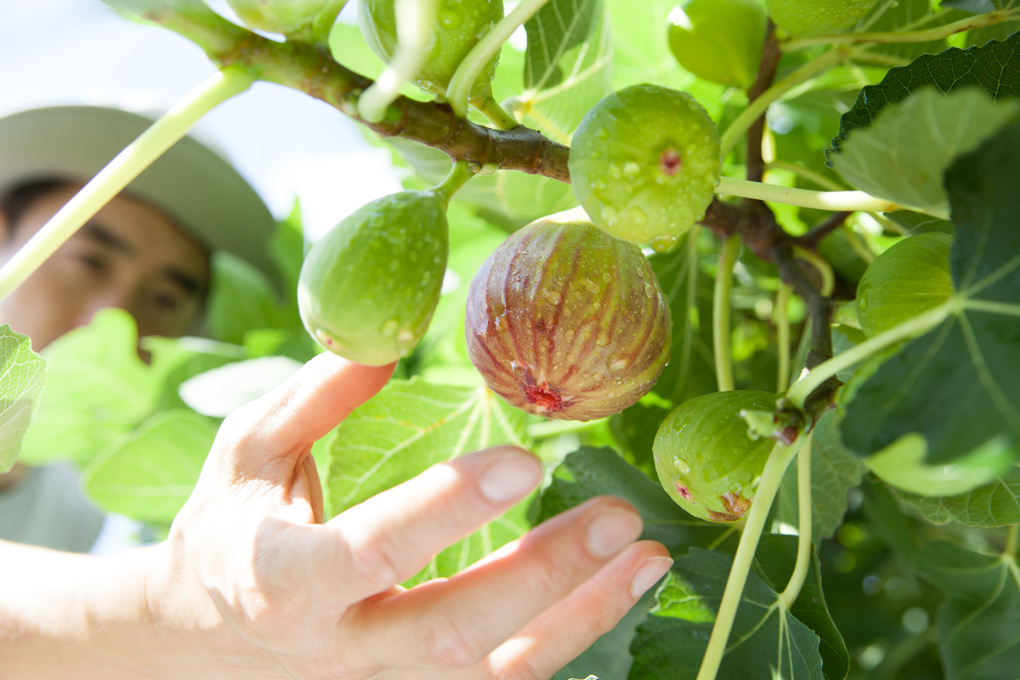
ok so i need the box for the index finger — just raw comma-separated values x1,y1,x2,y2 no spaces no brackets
215,352,395,475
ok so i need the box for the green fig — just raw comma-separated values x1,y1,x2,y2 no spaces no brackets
297,190,449,366
358,0,503,103
766,0,879,37
668,0,766,89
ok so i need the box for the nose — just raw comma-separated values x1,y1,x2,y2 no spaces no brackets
72,287,137,331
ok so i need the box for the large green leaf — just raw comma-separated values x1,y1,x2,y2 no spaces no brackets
17,310,159,467
829,31,1020,154
916,540,1020,680
81,409,219,524
516,0,613,143
898,463,1020,527
776,411,868,542
840,119,1020,465
0,325,47,472
325,377,530,583
630,536,846,680
829,87,1019,214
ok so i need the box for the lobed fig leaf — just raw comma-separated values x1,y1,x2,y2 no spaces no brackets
297,190,449,366
358,0,503,102
568,84,721,251
653,390,778,522
465,214,671,421
668,0,766,90
855,231,954,338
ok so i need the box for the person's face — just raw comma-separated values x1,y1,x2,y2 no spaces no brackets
0,184,210,352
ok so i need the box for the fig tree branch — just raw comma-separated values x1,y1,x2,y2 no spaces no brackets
133,1,571,183
745,21,780,185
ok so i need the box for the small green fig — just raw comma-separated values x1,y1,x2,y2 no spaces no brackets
766,0,879,37
358,0,503,103
465,213,671,421
653,390,778,522
226,0,344,36
668,0,766,90
568,84,721,250
856,232,953,338
297,190,448,366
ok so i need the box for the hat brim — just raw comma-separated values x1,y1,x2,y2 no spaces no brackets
0,105,279,285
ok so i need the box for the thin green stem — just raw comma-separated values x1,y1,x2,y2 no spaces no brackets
713,235,741,392
716,176,904,215
785,298,955,409
694,438,805,680
961,299,1020,317
779,434,813,610
1005,524,1019,558
526,417,607,439
475,95,520,130
775,283,792,393
765,161,844,192
0,67,253,304
446,0,551,118
720,47,846,156
357,0,439,122
782,9,1020,51
433,160,479,201
793,246,835,297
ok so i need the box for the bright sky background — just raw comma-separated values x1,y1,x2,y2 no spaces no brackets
0,0,405,241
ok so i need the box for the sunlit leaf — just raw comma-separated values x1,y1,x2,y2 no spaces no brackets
830,87,1019,213
81,409,218,524
898,463,1020,527
325,377,530,583
0,325,46,472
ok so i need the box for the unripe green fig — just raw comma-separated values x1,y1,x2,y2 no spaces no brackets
653,391,778,522
358,0,503,102
226,0,342,36
297,190,449,366
766,0,879,37
465,213,671,421
856,232,953,338
569,84,722,251
668,0,766,89
865,433,1008,498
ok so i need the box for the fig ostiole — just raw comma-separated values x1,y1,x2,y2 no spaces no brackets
568,84,722,251
653,390,779,522
358,0,503,103
298,189,449,366
465,214,671,421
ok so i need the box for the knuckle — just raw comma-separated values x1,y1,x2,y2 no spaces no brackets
423,612,489,668
343,532,406,591
520,547,576,602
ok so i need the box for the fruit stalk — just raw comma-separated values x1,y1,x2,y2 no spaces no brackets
445,0,550,120
778,433,813,610
775,283,792,393
0,67,253,304
713,235,741,392
694,437,805,680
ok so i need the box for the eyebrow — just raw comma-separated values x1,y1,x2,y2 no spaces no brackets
81,221,206,297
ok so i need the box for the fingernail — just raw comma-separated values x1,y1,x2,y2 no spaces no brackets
479,451,542,503
585,507,643,559
630,556,673,599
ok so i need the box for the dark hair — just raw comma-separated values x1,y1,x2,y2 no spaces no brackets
0,179,73,232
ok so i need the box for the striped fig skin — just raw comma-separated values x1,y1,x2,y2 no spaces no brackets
465,218,671,421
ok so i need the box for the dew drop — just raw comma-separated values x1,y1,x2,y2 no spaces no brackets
565,352,577,364
592,373,604,382
381,319,399,337
564,329,576,342
630,206,648,225
623,161,641,178
396,328,416,355
644,282,656,298
650,234,676,252
439,8,463,28
602,272,612,282
674,457,691,475
597,127,609,140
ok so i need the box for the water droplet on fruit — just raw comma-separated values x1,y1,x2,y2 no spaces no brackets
597,127,609,140
643,282,656,298
595,337,608,347
381,319,399,337
650,234,676,252
630,207,648,225
623,162,641,178
396,328,416,355
592,373,604,382
609,164,623,179
608,356,627,376
674,456,690,475
602,272,612,283
440,8,463,28
565,352,577,364
564,329,576,342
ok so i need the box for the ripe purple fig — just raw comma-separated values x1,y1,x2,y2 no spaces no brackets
465,213,671,421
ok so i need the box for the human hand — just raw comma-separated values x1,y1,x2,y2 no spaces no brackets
145,352,673,679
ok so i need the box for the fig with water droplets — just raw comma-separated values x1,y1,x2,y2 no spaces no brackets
465,213,671,421
298,190,448,366
568,84,722,250
359,0,503,103
653,390,778,522
766,0,879,37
